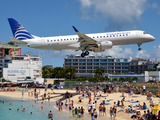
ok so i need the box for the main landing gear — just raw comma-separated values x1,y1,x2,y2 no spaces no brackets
81,51,89,57
137,43,142,51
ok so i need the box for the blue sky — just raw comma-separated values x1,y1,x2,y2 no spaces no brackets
0,0,160,67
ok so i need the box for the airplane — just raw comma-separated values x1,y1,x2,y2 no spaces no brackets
8,18,155,57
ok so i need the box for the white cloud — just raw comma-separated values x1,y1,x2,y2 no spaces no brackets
79,0,147,30
101,46,134,58
135,45,160,61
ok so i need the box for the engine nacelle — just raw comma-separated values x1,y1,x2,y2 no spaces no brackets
97,41,112,49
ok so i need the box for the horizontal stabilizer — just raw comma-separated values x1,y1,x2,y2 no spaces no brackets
9,37,27,43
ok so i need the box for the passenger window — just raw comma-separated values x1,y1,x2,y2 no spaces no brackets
126,34,128,36
93,37,95,38
54,40,56,41
100,36,102,38
64,39,66,41
97,36,99,38
51,40,52,42
123,34,125,36
110,35,112,37
67,39,68,40
113,35,115,37
47,40,49,42
73,38,74,40
57,39,59,41
103,36,105,38
70,38,71,40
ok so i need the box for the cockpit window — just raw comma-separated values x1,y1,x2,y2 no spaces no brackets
143,32,148,34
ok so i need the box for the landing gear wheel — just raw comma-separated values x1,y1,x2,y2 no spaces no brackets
81,53,85,57
138,48,142,51
85,51,89,55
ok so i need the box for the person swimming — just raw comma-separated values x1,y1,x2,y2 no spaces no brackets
30,112,32,115
17,109,19,111
22,108,25,112
9,107,11,110
48,111,53,118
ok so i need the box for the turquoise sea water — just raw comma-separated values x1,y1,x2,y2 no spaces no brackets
0,96,72,120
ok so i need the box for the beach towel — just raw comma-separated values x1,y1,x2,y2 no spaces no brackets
105,103,111,105
130,101,139,103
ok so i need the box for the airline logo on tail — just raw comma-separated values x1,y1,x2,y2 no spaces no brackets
8,18,34,40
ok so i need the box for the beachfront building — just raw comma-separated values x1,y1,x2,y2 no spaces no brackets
64,55,131,74
0,42,21,75
64,55,156,74
3,54,43,83
129,57,155,74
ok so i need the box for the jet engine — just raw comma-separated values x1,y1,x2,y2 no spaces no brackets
96,41,112,49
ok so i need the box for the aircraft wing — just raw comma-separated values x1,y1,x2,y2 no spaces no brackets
9,37,27,43
72,26,97,50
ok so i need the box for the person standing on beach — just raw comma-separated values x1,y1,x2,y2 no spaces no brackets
72,106,75,118
93,109,97,120
143,85,146,94
81,107,84,117
65,100,68,109
102,105,106,116
75,107,78,117
110,107,114,120
22,91,24,98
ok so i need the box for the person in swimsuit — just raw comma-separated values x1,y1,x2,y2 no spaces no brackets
48,95,50,102
65,100,68,109
78,107,81,118
72,106,75,118
41,102,43,110
93,109,97,120
81,106,84,117
103,105,106,116
69,104,72,113
48,111,53,118
99,104,102,116
110,107,114,120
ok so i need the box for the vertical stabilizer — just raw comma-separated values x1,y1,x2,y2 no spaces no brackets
8,18,34,40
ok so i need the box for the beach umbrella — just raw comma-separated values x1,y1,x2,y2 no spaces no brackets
152,103,158,115
131,115,137,119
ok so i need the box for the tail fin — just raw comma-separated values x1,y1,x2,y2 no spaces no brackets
8,18,34,40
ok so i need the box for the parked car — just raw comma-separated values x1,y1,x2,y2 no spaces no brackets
54,85,63,89
48,84,53,88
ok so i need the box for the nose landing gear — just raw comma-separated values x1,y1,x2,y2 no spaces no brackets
137,43,142,51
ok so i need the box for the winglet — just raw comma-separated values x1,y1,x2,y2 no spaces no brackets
72,26,79,32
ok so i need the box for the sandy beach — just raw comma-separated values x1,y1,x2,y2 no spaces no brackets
0,87,160,120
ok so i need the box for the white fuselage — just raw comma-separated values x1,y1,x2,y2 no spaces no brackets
18,30,155,51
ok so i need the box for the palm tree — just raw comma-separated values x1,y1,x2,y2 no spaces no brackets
132,77,138,81
42,66,50,80
95,67,104,77
66,66,76,80
53,67,63,79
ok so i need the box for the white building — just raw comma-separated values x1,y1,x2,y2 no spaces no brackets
3,55,43,83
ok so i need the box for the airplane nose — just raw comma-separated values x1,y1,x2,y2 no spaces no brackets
150,36,155,41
